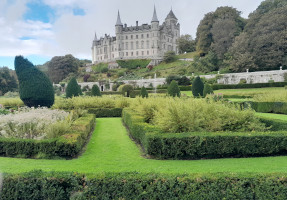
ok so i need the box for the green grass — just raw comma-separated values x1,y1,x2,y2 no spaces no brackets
177,52,198,59
214,87,285,97
1,118,287,174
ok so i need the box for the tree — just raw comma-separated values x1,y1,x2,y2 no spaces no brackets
163,51,177,63
91,84,101,96
168,80,181,97
140,86,148,98
203,84,214,97
47,54,79,84
176,34,196,54
192,76,204,97
166,75,181,85
66,77,82,98
14,56,54,107
196,6,245,55
178,76,191,86
191,51,220,73
118,84,134,97
0,67,18,95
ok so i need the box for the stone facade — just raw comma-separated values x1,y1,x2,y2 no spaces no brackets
91,7,180,64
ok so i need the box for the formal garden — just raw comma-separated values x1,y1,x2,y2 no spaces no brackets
1,56,287,199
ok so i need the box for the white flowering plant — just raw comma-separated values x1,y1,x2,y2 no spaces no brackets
0,107,70,140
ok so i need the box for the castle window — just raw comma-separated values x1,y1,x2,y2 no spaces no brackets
142,51,144,56
131,35,133,39
146,41,149,48
136,35,138,39
126,52,128,56
141,41,144,49
131,52,134,56
136,51,138,56
126,36,128,39
147,51,149,55
141,34,144,39
131,42,134,50
112,54,114,58
136,41,139,49
126,42,128,50
147,34,149,38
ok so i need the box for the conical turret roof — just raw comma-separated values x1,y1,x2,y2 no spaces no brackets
94,32,97,40
166,9,177,20
151,5,159,22
116,10,123,26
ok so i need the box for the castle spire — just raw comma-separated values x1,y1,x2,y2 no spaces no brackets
151,5,159,22
94,32,97,40
115,10,123,26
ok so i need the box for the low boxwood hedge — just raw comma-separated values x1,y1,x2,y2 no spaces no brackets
241,101,287,114
88,108,123,117
123,108,287,160
3,170,287,199
0,114,95,158
212,82,287,90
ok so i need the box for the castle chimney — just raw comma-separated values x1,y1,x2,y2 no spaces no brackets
136,21,138,27
124,23,127,28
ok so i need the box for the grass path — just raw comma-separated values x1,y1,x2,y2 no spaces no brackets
1,118,287,174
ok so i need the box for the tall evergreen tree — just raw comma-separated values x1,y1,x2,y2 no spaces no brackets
192,76,204,97
91,84,102,96
168,80,181,97
66,77,81,98
0,67,18,95
140,86,148,98
14,56,54,107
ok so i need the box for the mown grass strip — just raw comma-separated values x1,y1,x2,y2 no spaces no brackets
1,118,287,174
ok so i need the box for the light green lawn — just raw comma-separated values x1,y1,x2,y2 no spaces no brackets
1,118,287,174
255,112,287,121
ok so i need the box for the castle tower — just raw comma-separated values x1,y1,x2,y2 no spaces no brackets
165,9,180,53
92,32,97,64
115,10,123,58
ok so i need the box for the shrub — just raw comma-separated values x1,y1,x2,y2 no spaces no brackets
178,76,191,86
167,80,181,97
212,82,287,90
166,75,180,85
192,76,204,97
163,51,177,63
66,77,82,98
140,86,148,98
14,56,54,107
88,108,122,117
116,59,151,69
118,84,134,97
91,84,101,97
203,83,214,97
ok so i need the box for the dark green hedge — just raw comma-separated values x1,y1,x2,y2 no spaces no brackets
88,108,122,117
212,82,287,90
122,108,287,160
0,114,95,158
3,171,287,199
116,59,151,69
242,101,287,114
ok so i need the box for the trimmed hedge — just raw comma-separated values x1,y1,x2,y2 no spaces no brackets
116,59,151,69
3,171,287,199
242,101,287,114
212,82,287,90
123,108,287,160
0,114,95,158
88,108,123,117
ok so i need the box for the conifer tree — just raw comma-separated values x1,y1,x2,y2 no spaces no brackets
14,56,54,107
140,86,148,98
91,84,102,96
203,83,214,97
192,76,204,97
66,77,81,98
167,80,181,97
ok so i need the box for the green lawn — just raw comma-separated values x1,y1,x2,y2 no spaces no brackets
1,118,287,174
255,112,287,121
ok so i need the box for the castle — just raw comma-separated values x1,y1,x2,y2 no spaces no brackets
91,6,180,64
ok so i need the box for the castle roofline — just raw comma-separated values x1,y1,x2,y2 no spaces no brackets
116,10,123,26
166,9,177,20
151,5,159,22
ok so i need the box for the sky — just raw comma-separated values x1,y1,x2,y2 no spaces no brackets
0,0,265,69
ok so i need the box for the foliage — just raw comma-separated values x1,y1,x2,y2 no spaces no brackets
203,83,214,97
91,84,101,97
253,91,287,103
166,75,180,84
15,56,55,108
118,84,134,97
191,51,220,73
92,63,108,73
88,108,123,117
3,91,19,98
196,6,245,55
166,75,191,86
226,0,287,71
116,59,151,69
192,76,204,97
167,80,181,97
212,82,287,90
163,51,177,63
0,107,68,139
0,67,18,95
176,34,196,53
140,86,148,98
47,54,79,84
66,77,82,98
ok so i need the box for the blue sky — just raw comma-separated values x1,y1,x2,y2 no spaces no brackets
0,0,265,69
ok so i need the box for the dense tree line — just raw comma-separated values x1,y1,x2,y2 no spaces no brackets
0,67,18,95
193,0,287,73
